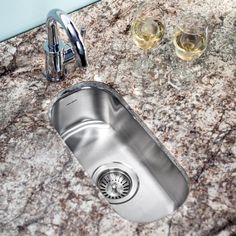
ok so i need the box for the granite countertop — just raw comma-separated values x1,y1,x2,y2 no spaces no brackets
0,0,236,235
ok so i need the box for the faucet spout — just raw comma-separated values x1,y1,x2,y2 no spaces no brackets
44,9,88,82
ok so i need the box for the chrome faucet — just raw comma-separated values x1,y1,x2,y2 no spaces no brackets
43,9,88,82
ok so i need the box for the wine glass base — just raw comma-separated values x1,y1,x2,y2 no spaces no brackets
168,67,194,90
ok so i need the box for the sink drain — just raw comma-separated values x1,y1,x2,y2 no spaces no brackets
97,169,131,200
92,162,139,204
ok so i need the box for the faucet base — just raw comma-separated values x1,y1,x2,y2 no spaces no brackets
43,40,66,82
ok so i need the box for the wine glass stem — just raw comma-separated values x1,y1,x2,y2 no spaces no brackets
141,49,150,70
141,49,150,100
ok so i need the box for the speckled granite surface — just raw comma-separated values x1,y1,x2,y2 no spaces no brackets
0,0,236,235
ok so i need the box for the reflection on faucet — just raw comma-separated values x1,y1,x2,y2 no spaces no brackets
43,9,88,82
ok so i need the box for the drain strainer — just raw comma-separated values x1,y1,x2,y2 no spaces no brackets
92,162,139,204
97,169,131,200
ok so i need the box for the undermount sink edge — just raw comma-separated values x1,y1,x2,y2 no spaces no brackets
49,81,189,223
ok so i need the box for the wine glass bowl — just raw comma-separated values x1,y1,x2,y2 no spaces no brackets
173,13,208,61
131,2,165,50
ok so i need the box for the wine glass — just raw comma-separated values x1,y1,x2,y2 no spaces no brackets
131,1,165,71
169,13,208,90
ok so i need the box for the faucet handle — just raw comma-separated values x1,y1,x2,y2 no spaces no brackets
63,43,75,64
80,27,86,39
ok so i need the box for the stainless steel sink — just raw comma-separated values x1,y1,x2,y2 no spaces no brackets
50,81,189,223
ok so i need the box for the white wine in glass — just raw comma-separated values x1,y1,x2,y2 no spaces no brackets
173,13,208,61
131,2,165,72
169,13,208,90
173,30,207,61
132,17,165,50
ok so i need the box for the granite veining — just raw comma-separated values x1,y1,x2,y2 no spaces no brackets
0,0,236,235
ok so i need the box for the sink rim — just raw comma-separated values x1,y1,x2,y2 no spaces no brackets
49,81,190,222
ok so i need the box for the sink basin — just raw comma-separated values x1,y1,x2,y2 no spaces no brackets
50,81,189,223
